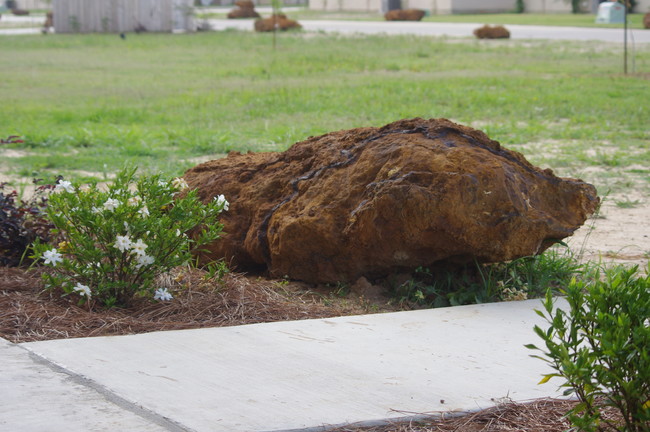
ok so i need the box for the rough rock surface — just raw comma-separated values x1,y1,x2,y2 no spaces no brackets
644,13,650,29
254,14,301,32
474,25,510,39
384,9,426,21
184,118,599,284
227,0,260,19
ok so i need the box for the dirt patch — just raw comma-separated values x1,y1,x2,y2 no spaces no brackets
0,149,33,158
569,199,650,270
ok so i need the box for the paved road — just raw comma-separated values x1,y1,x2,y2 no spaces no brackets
208,18,650,43
2,16,649,43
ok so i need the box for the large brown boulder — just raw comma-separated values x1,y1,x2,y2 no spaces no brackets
384,9,426,21
227,0,260,19
474,25,510,39
235,0,255,7
184,118,599,284
254,14,301,32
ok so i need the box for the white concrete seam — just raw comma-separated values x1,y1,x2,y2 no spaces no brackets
23,347,192,432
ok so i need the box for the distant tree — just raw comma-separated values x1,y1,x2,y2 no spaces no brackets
569,0,582,13
515,0,525,13
618,0,637,13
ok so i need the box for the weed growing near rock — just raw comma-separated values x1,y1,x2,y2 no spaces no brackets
31,167,227,308
528,265,650,432
394,246,584,307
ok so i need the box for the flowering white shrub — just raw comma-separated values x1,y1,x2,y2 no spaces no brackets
32,168,226,308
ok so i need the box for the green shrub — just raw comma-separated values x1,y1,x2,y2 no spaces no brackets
515,0,525,13
394,246,582,307
31,167,227,308
527,265,650,432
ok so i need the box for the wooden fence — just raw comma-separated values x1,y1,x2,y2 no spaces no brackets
52,0,195,33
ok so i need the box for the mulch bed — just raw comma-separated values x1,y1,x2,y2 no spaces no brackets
333,398,578,431
0,266,397,343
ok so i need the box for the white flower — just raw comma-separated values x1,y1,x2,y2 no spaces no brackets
214,194,229,211
171,177,189,190
157,180,167,187
135,254,155,269
154,288,173,301
176,229,181,237
114,235,132,252
127,196,142,206
54,180,75,193
130,238,148,256
138,206,150,217
91,206,101,214
103,198,120,212
73,282,92,298
42,248,63,266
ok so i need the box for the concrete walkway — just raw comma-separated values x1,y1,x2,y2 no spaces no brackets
2,298,568,432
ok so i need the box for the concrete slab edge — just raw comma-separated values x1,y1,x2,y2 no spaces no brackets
19,343,192,432
260,410,474,432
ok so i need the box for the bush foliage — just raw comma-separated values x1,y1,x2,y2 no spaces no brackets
31,167,227,308
528,265,650,432
0,180,55,266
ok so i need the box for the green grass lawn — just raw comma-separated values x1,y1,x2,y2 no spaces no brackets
0,30,649,197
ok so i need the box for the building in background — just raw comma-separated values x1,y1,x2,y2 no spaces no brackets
51,0,195,33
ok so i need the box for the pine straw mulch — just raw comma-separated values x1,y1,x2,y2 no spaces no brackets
331,397,626,432
1,266,621,432
0,266,400,343
332,398,579,432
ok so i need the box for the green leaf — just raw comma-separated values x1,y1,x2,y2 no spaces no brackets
537,374,558,385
